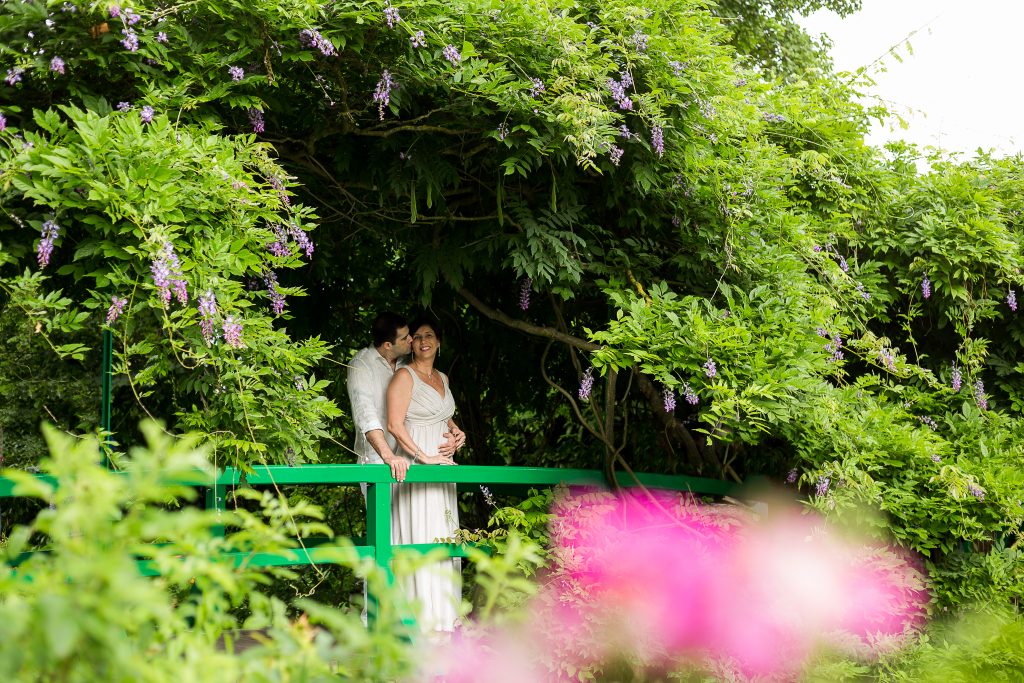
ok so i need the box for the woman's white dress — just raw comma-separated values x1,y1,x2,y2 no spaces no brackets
393,367,461,632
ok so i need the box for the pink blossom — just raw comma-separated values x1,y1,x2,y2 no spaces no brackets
420,489,928,680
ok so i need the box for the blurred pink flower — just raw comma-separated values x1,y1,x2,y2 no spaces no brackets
419,488,928,681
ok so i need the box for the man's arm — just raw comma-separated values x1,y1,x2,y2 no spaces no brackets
364,429,410,482
347,356,410,482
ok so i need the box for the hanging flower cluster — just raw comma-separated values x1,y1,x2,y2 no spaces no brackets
150,241,188,306
606,71,633,110
198,290,218,345
37,220,60,268
578,367,594,401
518,277,532,311
106,296,128,324
373,70,395,120
299,29,336,56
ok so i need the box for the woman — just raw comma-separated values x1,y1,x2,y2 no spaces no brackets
386,314,462,633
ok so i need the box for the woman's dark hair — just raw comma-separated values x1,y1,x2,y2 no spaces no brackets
371,311,408,347
407,313,442,343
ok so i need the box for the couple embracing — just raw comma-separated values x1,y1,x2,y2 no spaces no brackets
346,312,466,633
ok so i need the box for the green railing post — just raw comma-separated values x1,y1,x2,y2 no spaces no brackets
365,480,392,626
100,328,113,466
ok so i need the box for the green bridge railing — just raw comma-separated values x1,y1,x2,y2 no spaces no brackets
1,463,740,577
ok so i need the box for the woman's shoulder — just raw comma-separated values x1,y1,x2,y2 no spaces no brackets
390,366,415,385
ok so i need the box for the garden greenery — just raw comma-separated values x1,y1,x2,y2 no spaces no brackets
3,0,1024,676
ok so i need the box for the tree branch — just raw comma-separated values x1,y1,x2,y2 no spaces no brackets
457,288,599,352
350,125,469,138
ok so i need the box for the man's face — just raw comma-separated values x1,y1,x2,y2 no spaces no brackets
390,326,412,357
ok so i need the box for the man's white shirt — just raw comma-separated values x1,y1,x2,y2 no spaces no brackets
347,346,402,464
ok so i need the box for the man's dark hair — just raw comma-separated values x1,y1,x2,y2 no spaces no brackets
407,313,442,343
371,311,408,347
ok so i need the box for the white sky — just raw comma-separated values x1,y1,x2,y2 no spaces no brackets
801,1,1024,158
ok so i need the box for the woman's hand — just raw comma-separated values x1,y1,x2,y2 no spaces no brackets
416,451,456,466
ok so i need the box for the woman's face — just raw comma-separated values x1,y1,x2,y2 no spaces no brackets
411,324,440,361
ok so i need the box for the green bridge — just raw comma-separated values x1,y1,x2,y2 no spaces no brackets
0,462,740,578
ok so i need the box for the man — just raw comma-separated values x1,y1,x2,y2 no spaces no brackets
347,312,464,487
347,312,465,626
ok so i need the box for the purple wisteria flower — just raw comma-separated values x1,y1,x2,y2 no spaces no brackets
497,122,509,140
786,468,798,484
37,220,60,268
6,68,23,86
968,484,985,501
519,276,532,311
109,4,121,17
930,454,941,463
763,112,785,123
672,215,681,228
698,99,716,120
529,77,545,97
578,367,594,401
918,416,938,431
156,31,168,43
703,358,717,378
951,365,963,393
50,57,66,75
267,225,290,257
384,5,400,28
837,255,849,273
248,108,265,133
663,388,676,413
813,244,823,253
288,224,314,258
267,174,289,206
373,70,395,120
619,124,633,139
683,382,698,405
410,30,426,48
651,125,664,157
606,72,633,110
856,282,870,301
228,65,244,81
734,78,748,88
826,332,844,361
222,316,243,348
442,44,461,66
150,241,187,306
609,145,624,166
264,271,285,315
815,476,830,496
198,290,217,345
974,379,988,411
125,11,141,25
0,111,6,131
299,29,336,56
1008,288,1018,312
629,31,648,51
121,29,139,52
117,101,131,111
479,485,496,507
921,274,931,299
140,105,154,124
879,348,896,372
106,296,128,325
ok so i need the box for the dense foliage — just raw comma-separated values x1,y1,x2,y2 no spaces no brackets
3,0,1024,671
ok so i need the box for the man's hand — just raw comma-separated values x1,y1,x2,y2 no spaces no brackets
383,454,410,482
